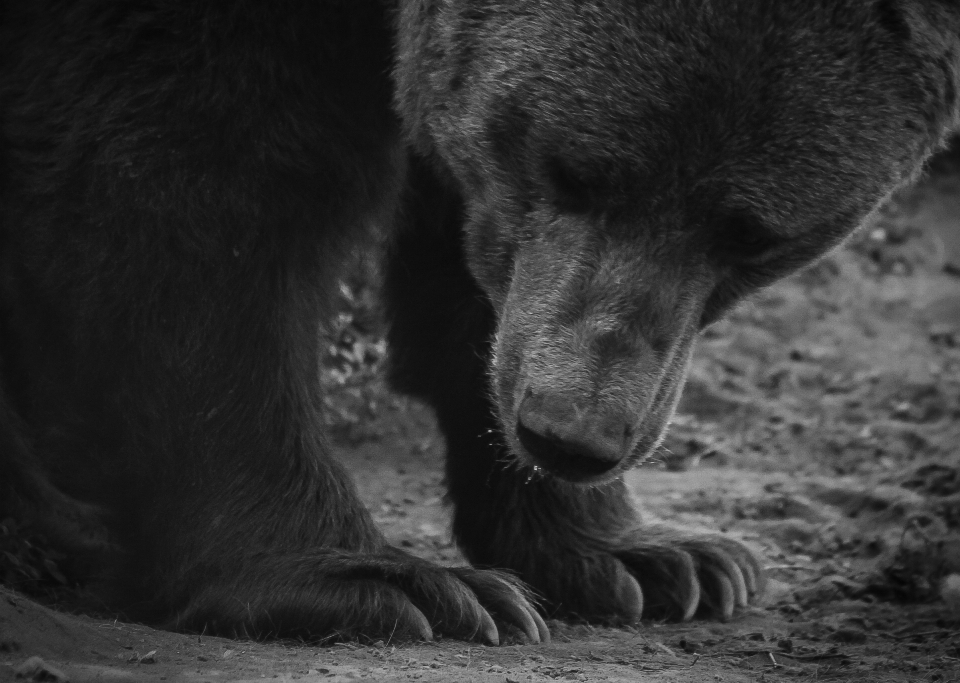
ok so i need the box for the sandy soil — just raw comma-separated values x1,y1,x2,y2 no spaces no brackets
3,166,960,682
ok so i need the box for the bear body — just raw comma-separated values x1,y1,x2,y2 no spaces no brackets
1,0,959,641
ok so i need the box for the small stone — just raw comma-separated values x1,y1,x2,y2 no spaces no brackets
941,573,960,614
13,656,69,682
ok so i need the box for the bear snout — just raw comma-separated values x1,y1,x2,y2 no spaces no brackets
516,389,635,482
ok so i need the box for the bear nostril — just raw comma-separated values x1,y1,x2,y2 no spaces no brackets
516,392,630,482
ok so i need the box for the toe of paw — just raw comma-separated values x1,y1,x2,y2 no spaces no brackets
461,574,549,644
696,566,737,621
682,544,766,618
397,599,434,641
444,568,549,644
698,544,766,607
407,576,494,643
620,549,699,622
539,557,648,626
325,583,436,643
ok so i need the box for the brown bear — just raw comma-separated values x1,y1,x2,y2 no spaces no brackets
1,0,958,643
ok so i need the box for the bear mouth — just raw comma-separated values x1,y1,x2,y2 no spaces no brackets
508,377,682,485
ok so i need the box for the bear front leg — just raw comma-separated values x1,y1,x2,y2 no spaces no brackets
384,157,764,624
446,453,764,623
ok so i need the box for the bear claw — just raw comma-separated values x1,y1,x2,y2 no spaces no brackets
399,600,434,642
612,563,645,623
452,567,549,644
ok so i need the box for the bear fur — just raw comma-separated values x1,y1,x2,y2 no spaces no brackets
1,0,958,641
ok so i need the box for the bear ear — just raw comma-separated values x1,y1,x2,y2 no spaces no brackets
544,156,595,215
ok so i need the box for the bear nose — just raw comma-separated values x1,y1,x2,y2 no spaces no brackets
516,391,633,482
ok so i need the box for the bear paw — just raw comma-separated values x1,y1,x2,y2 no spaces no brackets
536,526,764,624
174,549,549,644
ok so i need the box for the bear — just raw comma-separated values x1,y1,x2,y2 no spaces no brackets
1,0,958,643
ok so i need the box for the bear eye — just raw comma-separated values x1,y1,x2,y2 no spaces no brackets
545,157,594,214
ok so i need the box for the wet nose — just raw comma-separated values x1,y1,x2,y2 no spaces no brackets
516,391,633,482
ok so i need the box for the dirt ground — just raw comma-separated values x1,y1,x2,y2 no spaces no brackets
3,163,960,682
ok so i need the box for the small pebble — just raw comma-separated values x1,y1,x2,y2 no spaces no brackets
941,573,960,614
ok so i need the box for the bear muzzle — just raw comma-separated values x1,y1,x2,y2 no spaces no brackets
516,389,635,481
